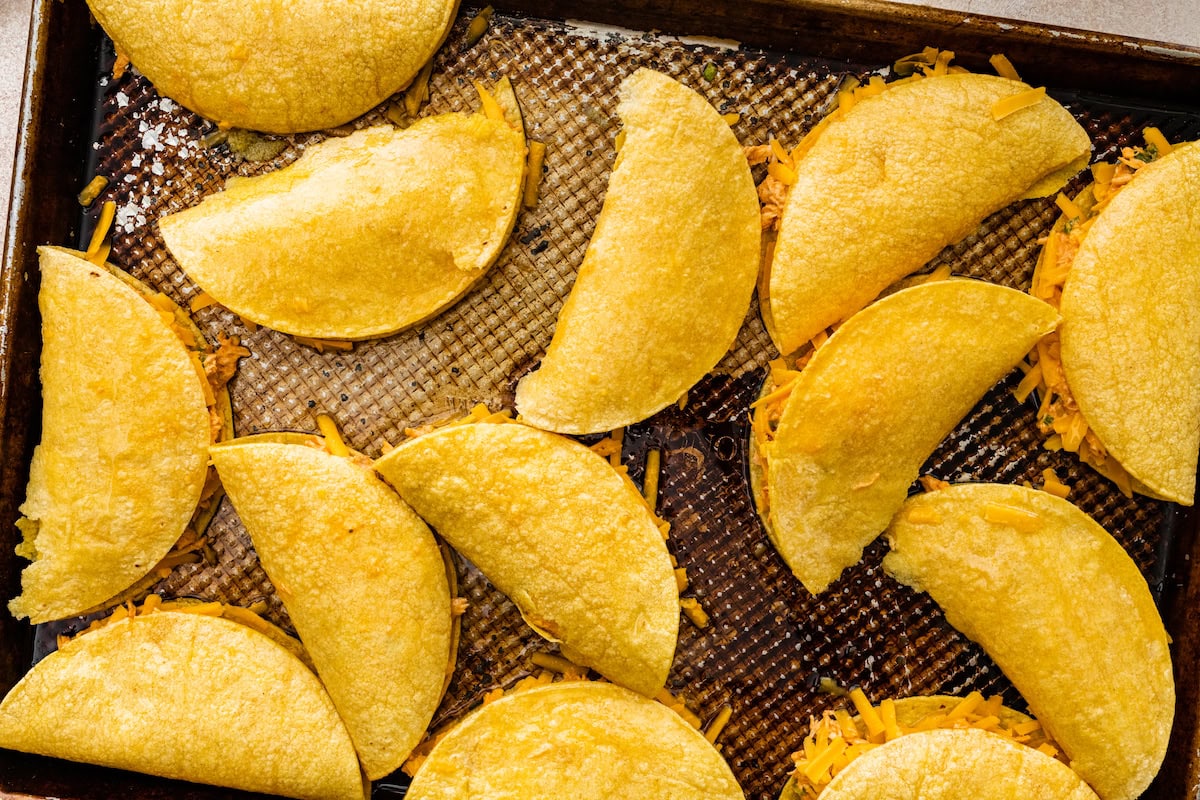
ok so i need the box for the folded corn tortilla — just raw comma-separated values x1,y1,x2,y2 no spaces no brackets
86,0,459,133
374,420,677,696
756,280,1057,594
10,247,212,623
884,483,1174,800
765,72,1089,356
210,435,454,780
1057,140,1200,504
406,682,743,799
515,67,760,434
0,609,366,800
160,97,526,340
781,693,1063,799
818,728,1099,800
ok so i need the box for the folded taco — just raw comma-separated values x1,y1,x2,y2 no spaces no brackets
0,603,366,800
210,431,455,779
515,67,760,434
762,56,1089,357
1024,133,1200,504
373,414,678,697
749,279,1057,594
159,80,527,341
780,692,1096,799
11,246,245,623
86,0,459,133
884,483,1173,800
406,681,743,799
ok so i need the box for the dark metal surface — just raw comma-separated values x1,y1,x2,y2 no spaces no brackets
2,2,1200,799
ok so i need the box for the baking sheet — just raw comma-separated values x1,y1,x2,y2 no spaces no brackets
12,7,1200,799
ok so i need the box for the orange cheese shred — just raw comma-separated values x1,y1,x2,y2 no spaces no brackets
988,53,1022,81
991,87,1046,121
1143,126,1173,156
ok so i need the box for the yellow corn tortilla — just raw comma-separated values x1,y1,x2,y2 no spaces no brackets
159,103,526,340
10,247,211,623
1059,140,1200,504
86,0,458,133
514,67,760,434
765,73,1089,356
210,437,453,780
884,483,1173,800
779,694,1046,800
374,421,677,696
761,280,1058,594
817,728,1099,800
0,609,366,800
406,682,743,799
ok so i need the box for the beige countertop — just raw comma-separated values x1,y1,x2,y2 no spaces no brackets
1,1,1198,251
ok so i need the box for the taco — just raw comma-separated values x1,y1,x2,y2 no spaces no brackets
11,246,244,623
1025,134,1200,504
884,483,1173,800
159,80,526,341
210,432,454,779
749,280,1057,594
373,417,677,696
762,65,1089,357
515,67,760,434
779,692,1096,799
406,681,743,799
0,604,366,800
86,0,459,133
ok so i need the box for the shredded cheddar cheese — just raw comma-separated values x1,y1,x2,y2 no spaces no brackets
189,291,219,312
1024,139,1166,498
643,448,661,510
981,501,1039,532
474,81,506,122
705,704,734,744
523,141,546,209
85,200,116,262
1041,467,1071,498
78,175,109,207
316,414,351,457
990,86,1046,121
680,597,710,628
988,53,1022,81
904,506,942,525
656,688,703,729
791,691,1061,796
1143,126,1173,156
750,333,836,521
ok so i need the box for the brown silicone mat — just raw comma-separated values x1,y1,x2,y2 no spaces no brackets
32,8,1200,799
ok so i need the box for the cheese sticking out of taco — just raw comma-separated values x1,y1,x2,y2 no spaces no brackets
86,0,459,133
779,692,1083,798
1029,136,1200,504
374,419,677,696
0,608,366,800
11,247,231,623
814,728,1098,800
764,71,1089,356
514,67,760,434
210,434,454,780
159,85,526,340
751,280,1057,594
406,682,743,799
884,483,1173,800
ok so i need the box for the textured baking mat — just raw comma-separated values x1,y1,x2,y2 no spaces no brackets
36,9,1200,799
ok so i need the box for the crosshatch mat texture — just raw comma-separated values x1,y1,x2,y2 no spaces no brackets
36,8,1200,798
